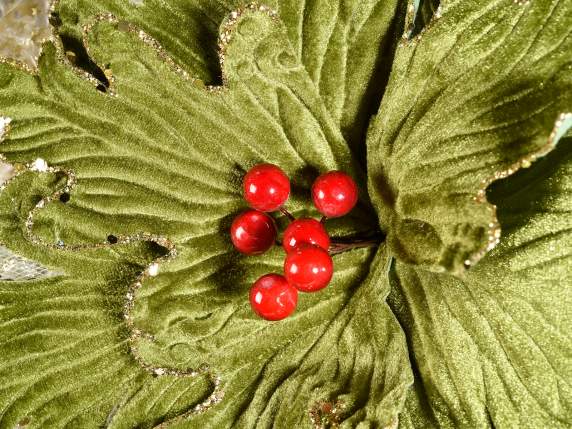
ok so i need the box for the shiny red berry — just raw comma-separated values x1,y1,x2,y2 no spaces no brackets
243,163,290,212
312,171,358,218
284,245,333,292
231,210,276,255
250,274,298,320
282,218,330,254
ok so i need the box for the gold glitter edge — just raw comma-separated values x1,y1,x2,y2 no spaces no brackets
0,133,225,422
309,400,345,428
467,112,572,271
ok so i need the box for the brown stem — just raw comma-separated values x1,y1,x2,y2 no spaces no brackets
328,234,384,255
280,207,295,221
275,235,382,254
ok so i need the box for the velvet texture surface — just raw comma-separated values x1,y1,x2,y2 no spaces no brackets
0,0,570,428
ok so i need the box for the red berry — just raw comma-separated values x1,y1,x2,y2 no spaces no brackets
282,218,330,254
231,210,276,255
312,171,358,218
243,163,290,212
250,274,298,320
284,245,333,292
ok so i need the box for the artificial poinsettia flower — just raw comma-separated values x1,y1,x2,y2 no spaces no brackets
0,1,570,428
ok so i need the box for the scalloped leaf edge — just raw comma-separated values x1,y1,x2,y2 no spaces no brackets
0,4,288,426
464,112,572,272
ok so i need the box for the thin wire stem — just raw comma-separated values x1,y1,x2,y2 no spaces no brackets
328,237,382,255
280,207,295,221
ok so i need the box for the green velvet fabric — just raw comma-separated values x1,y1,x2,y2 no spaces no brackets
367,0,572,274
0,0,570,428
56,0,404,157
393,141,572,428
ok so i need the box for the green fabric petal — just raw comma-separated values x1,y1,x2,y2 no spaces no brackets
56,0,405,156
367,0,572,274
1,10,375,243
389,139,572,428
0,170,411,427
149,246,411,428
0,6,411,427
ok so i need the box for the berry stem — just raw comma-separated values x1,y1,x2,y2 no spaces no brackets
280,207,295,221
328,234,384,255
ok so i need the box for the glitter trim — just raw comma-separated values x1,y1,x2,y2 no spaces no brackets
52,25,105,92
466,112,572,269
309,400,344,428
0,122,226,423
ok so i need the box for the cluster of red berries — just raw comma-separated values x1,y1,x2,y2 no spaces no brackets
230,164,358,321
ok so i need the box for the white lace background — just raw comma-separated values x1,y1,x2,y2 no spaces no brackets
0,0,51,68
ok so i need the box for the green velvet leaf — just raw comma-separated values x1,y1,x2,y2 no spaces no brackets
150,246,411,428
367,0,572,274
389,139,572,428
0,171,219,428
0,173,411,427
0,7,411,427
55,0,404,154
54,0,227,83
3,12,372,243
